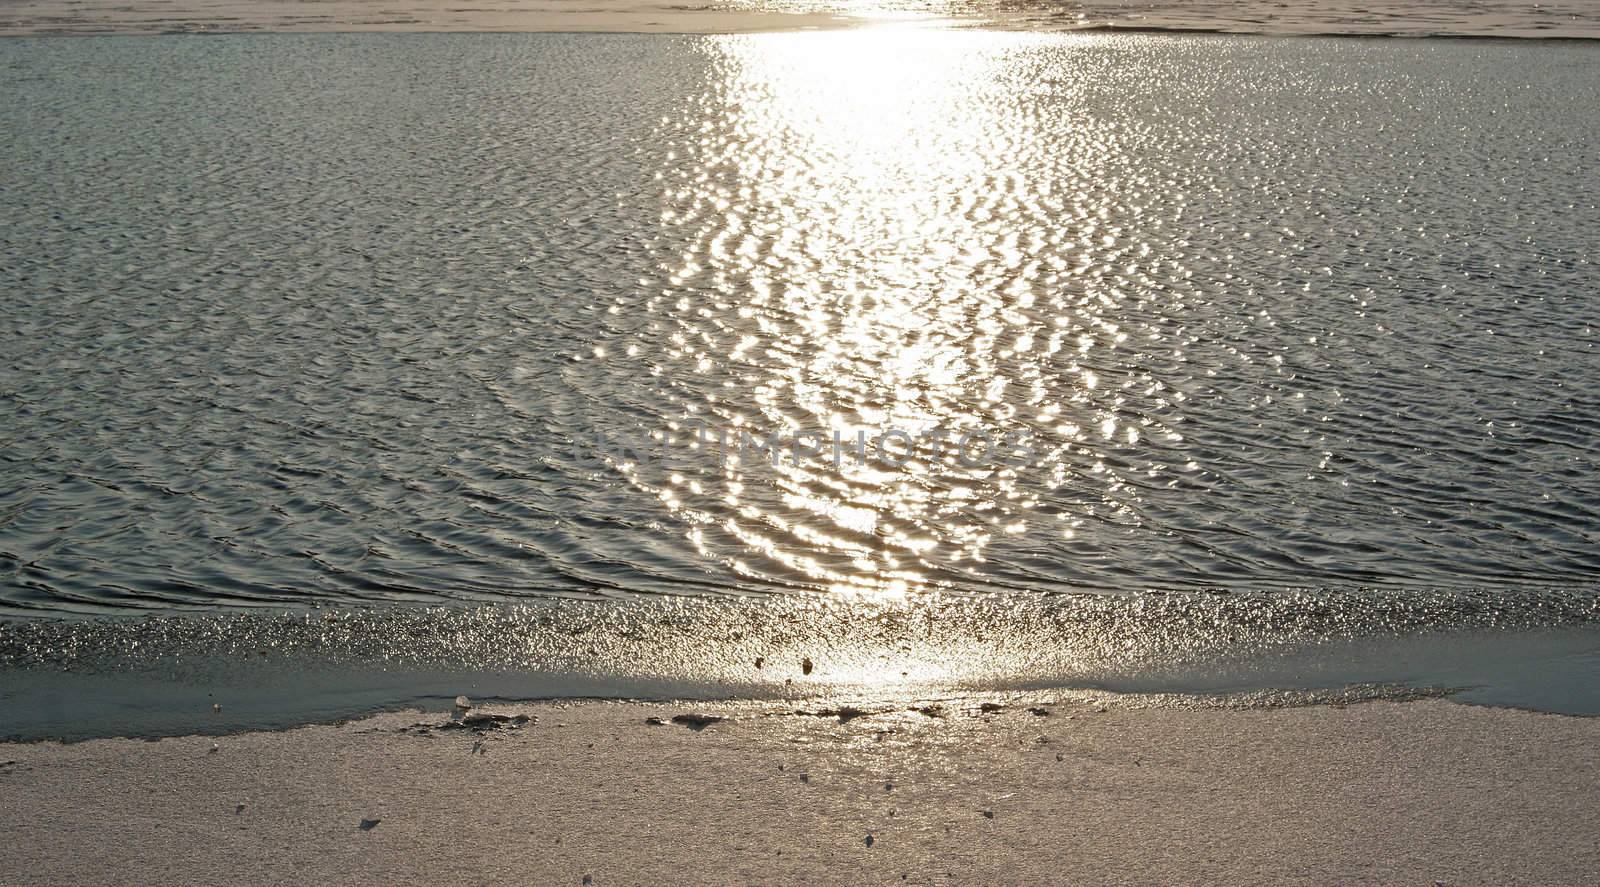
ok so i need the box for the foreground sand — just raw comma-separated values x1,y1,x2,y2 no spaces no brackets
2,696,1598,885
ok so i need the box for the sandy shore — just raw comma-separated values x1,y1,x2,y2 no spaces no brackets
2,0,1599,37
2,696,1597,885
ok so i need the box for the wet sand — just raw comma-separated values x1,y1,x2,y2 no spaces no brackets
3,696,1598,885
3,0,1599,37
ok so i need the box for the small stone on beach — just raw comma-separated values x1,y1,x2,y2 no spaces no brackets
671,713,726,730
439,713,532,733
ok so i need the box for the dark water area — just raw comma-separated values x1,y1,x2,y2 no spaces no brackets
2,32,1597,733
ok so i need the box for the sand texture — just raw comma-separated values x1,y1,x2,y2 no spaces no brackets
3,697,1598,885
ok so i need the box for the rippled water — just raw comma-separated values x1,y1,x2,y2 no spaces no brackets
4,31,1597,617
4,32,1600,731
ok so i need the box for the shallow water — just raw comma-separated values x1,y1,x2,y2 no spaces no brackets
2,32,1599,726
5,31,1597,611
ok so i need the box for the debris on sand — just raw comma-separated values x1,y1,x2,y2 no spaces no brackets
794,706,873,724
911,704,945,718
401,712,532,737
1029,707,1050,717
359,819,380,831
801,657,814,675
981,810,995,819
645,716,668,726
979,702,1004,714
208,743,219,754
438,713,533,733
671,713,727,730
755,656,765,669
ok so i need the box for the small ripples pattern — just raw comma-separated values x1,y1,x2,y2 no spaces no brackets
1,32,1597,614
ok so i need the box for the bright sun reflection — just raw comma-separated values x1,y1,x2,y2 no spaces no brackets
611,27,1145,607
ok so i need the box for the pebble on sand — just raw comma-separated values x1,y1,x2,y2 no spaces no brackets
439,713,532,732
671,713,726,730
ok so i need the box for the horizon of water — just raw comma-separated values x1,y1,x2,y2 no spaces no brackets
2,31,1598,733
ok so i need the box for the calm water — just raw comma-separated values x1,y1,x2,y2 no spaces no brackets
2,32,1599,731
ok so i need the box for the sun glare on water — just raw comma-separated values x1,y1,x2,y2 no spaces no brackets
614,29,1131,602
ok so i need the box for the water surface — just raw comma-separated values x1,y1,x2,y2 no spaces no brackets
2,32,1598,729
